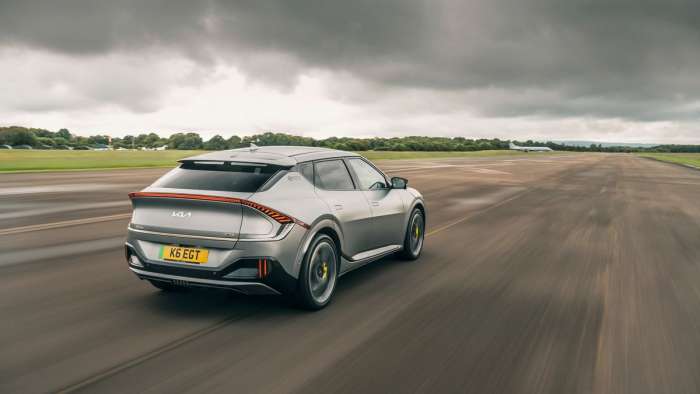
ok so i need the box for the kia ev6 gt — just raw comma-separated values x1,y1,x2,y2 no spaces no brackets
125,146,426,309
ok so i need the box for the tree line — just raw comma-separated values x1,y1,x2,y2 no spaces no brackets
1,125,698,153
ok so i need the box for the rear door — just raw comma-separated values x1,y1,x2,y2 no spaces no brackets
312,159,373,258
346,158,405,248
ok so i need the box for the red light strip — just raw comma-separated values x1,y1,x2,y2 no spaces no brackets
128,191,309,228
257,258,269,279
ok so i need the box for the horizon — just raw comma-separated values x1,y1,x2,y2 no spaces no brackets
2,124,695,148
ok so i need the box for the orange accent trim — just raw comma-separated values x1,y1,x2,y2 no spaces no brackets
128,191,310,228
263,258,268,277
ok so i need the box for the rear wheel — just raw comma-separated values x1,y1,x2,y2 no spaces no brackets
296,234,338,310
400,208,425,260
148,280,184,292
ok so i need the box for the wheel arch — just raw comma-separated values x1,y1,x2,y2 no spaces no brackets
413,201,426,222
294,217,344,277
404,199,426,234
316,227,341,257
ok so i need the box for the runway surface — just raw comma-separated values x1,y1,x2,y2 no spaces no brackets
2,153,700,393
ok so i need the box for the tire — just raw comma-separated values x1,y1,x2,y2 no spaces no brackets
296,234,339,310
399,208,425,260
148,280,183,292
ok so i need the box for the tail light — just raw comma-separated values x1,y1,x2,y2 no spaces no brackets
128,192,309,228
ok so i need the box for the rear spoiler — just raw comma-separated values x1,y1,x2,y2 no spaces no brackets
177,160,275,167
128,192,309,229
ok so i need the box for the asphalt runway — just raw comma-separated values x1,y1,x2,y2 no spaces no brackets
2,153,700,393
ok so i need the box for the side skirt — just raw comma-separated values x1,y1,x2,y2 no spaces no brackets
339,245,402,276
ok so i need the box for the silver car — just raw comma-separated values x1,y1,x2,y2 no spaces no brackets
125,146,425,309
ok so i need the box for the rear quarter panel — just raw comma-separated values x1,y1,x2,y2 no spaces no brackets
248,172,329,227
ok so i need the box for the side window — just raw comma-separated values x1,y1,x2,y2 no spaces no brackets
314,160,355,190
347,158,388,190
298,162,314,185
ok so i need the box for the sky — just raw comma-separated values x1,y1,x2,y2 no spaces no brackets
1,0,700,143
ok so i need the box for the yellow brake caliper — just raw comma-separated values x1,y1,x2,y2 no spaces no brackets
322,262,328,279
415,224,420,238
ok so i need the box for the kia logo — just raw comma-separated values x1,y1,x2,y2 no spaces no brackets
171,211,192,218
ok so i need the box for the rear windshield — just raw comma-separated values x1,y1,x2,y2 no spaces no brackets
152,161,286,193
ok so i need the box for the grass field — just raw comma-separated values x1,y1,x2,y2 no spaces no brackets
0,150,201,172
637,153,700,169
0,149,562,172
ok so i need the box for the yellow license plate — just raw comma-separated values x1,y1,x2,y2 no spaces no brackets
160,246,209,264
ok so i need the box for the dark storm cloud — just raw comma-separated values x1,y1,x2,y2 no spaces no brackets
1,0,699,120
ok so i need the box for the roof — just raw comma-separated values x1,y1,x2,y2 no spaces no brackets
181,145,360,166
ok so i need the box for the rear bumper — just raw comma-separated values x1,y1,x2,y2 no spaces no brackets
125,221,311,295
126,223,308,278
125,243,299,295
130,267,281,295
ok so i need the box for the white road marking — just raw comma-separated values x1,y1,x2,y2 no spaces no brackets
0,213,132,236
0,201,130,220
469,168,512,175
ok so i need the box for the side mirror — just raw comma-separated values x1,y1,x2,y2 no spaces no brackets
391,176,408,189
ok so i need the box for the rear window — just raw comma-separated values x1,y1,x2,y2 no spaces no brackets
152,162,286,193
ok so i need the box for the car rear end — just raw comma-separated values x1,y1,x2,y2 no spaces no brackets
125,158,309,295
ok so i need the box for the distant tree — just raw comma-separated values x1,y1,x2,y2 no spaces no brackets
72,136,90,148
88,135,110,145
145,133,161,148
226,135,242,149
245,132,315,147
56,128,72,140
181,133,203,149
168,133,185,149
119,135,135,149
36,137,55,147
52,137,69,146
204,135,228,150
33,128,54,138
169,132,203,150
0,127,38,146
134,134,146,147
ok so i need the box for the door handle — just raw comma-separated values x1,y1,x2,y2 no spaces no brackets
371,201,380,207
333,204,343,210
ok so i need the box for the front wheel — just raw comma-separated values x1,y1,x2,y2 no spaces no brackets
296,234,339,310
399,208,425,260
